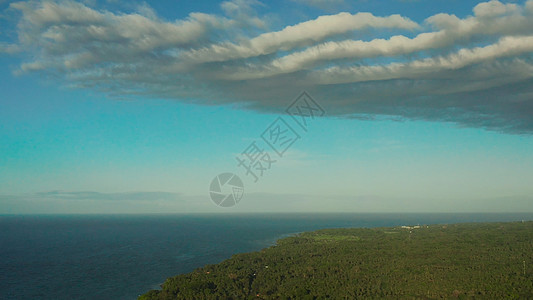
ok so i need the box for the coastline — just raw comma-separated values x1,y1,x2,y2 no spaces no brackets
140,220,533,299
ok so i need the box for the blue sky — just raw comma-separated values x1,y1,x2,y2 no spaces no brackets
1,0,532,213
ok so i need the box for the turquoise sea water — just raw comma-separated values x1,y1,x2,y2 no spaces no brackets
1,213,532,299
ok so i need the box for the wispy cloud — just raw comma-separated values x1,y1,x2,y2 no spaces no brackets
33,190,184,201
0,191,206,213
3,0,533,133
289,0,347,10
2,191,531,213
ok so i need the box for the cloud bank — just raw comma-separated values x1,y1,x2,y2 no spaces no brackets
0,191,196,213
5,0,533,133
1,191,532,213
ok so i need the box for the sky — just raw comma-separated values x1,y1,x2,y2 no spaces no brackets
0,0,532,213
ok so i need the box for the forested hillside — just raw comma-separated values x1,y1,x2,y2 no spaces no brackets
140,222,533,299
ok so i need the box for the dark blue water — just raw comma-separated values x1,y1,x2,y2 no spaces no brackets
1,213,532,299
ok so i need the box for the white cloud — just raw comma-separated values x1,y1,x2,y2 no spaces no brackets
11,0,233,70
4,0,533,134
309,35,533,84
212,2,533,80
473,0,518,17
180,12,419,64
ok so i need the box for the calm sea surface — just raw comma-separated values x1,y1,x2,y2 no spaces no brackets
1,213,532,299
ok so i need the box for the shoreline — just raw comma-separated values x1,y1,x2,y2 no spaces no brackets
140,220,533,299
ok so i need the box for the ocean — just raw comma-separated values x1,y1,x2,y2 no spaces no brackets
1,213,532,299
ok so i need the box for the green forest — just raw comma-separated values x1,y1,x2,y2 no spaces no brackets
140,222,533,299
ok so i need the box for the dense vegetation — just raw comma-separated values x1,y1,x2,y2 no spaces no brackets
140,222,533,299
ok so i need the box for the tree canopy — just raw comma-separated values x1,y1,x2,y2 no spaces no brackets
140,221,533,299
